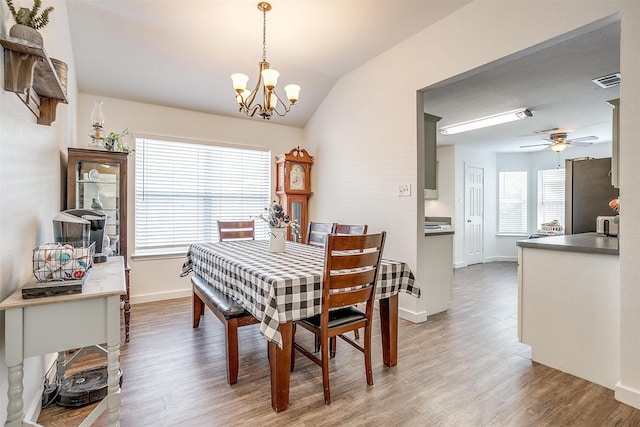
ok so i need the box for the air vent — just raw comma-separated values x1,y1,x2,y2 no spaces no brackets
592,72,621,88
533,127,560,134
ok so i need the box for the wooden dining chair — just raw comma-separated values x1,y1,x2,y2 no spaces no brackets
192,219,259,385
291,231,386,404
306,222,336,247
217,220,255,241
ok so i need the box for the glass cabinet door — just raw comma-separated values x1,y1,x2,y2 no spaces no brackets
74,159,121,256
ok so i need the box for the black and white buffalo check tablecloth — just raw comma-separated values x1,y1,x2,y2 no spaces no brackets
185,240,420,348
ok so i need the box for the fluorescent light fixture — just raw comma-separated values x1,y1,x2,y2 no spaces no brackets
439,108,532,135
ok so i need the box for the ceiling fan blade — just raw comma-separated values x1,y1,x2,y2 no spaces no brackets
520,143,551,148
567,136,598,143
569,141,594,147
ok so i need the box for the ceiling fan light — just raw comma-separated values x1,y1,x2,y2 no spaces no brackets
440,108,532,135
550,143,568,152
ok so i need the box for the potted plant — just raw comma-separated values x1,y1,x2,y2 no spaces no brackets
6,0,54,46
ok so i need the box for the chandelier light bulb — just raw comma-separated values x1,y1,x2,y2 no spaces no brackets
261,68,279,90
284,84,300,103
269,93,278,109
231,73,249,93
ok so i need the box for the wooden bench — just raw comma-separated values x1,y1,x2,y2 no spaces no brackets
192,276,260,385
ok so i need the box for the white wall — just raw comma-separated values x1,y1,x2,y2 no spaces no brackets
0,1,78,422
495,143,613,261
303,0,640,409
75,94,304,303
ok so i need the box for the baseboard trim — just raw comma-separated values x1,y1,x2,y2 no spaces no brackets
132,288,191,304
494,256,518,262
399,307,428,323
615,381,640,410
454,261,467,269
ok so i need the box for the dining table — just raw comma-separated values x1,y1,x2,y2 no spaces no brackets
184,240,420,412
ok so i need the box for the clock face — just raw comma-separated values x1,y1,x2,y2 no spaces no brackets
290,164,305,190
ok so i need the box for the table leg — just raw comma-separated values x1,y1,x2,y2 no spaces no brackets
268,322,293,412
107,295,122,425
6,364,24,427
379,294,398,367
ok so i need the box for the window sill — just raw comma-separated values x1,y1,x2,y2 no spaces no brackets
132,250,187,261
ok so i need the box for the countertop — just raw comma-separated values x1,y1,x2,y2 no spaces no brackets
516,233,618,255
424,229,455,236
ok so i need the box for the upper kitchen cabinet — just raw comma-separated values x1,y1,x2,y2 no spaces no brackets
424,113,441,199
608,98,619,189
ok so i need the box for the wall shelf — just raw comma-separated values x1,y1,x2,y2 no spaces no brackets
0,34,68,126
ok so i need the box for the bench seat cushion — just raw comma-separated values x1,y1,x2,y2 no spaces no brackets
192,276,250,320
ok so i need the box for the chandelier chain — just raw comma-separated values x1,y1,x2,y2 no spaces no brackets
262,6,267,62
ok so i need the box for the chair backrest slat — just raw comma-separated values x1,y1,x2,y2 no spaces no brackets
217,220,255,242
322,232,386,311
306,222,337,247
329,270,377,290
335,224,368,235
328,288,373,308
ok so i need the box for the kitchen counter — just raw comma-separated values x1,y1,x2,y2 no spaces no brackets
424,229,455,236
516,232,618,255
517,236,619,389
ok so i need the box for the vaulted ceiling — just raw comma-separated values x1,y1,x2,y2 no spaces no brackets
66,2,620,153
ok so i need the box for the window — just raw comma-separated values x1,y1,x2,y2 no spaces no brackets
134,137,271,255
498,171,528,234
537,168,565,229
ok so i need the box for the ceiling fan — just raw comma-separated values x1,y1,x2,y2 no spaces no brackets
520,132,598,152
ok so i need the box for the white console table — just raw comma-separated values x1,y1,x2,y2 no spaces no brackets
0,256,126,426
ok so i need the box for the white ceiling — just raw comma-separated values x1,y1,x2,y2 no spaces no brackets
66,2,620,153
66,0,469,128
424,19,620,153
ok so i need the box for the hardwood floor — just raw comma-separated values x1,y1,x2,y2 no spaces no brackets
38,262,640,426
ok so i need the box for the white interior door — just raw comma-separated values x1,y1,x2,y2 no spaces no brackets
464,164,484,265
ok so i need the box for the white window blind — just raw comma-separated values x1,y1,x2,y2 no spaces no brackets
537,168,565,229
498,171,528,234
134,137,271,255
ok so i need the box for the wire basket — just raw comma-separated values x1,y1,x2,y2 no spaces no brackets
32,241,95,282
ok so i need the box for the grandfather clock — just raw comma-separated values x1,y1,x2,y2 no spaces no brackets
275,147,313,242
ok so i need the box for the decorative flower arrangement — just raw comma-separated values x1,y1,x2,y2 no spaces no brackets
256,201,301,239
101,129,135,154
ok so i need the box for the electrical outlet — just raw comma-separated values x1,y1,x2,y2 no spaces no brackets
398,184,411,197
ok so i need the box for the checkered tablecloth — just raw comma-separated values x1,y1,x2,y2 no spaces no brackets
185,240,420,348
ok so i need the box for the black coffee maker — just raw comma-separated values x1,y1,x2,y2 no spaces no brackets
53,209,108,262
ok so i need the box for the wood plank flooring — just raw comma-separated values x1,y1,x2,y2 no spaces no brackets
38,262,640,426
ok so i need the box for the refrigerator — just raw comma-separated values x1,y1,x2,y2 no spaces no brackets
565,157,619,234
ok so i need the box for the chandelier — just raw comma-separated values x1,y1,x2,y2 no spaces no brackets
230,2,300,120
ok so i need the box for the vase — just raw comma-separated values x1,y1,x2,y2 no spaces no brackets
269,227,286,253
9,23,44,47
